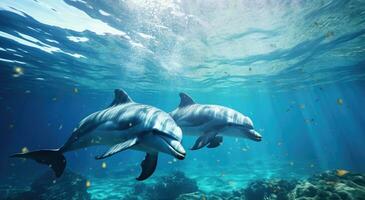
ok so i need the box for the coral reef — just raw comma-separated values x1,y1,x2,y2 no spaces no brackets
7,170,90,200
243,179,297,200
178,170,365,200
124,171,198,200
5,170,364,200
290,171,365,200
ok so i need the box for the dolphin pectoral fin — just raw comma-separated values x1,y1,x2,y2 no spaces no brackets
207,136,223,148
136,153,158,181
95,138,138,160
191,132,217,150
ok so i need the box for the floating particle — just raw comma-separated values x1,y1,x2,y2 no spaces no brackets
58,124,63,130
129,122,133,127
277,142,282,146
241,148,248,152
52,180,56,184
310,164,315,168
13,66,24,77
25,90,31,94
86,180,91,188
173,158,177,162
337,98,343,105
289,161,294,166
52,97,57,101
228,181,235,186
21,147,29,154
73,87,79,93
9,124,14,129
325,31,334,38
248,67,252,71
168,161,173,164
235,138,238,142
299,104,305,109
101,162,107,169
336,169,349,177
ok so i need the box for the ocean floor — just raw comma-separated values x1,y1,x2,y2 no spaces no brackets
2,165,364,200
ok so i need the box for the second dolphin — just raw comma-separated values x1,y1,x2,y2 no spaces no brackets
170,93,262,150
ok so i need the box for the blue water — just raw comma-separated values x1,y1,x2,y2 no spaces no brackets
1,0,365,199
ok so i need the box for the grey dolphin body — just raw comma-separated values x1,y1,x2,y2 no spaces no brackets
11,89,186,180
170,93,262,150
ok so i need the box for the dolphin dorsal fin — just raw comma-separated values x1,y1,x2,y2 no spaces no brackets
109,89,133,107
179,92,195,107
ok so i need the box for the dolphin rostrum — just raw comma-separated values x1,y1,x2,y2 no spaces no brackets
11,89,186,180
170,93,262,150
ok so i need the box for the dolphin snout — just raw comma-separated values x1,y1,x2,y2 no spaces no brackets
158,135,186,160
249,130,262,142
170,140,186,160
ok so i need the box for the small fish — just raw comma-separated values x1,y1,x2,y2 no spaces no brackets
337,98,343,105
336,169,349,177
86,180,91,188
13,66,24,77
21,147,29,154
101,162,107,169
58,124,63,130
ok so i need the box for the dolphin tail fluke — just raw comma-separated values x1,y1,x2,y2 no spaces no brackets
136,153,158,181
10,149,66,178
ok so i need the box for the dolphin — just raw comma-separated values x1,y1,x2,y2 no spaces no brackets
170,93,262,150
10,89,186,180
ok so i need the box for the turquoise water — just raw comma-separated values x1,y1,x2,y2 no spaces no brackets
0,1,365,199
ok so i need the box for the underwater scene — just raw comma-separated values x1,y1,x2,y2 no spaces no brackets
1,0,365,199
